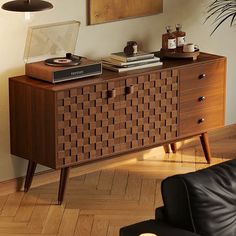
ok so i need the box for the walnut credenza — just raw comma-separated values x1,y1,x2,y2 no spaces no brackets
9,52,226,204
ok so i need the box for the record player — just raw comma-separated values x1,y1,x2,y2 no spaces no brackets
24,21,102,83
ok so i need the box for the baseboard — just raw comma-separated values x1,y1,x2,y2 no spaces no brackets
1,124,235,196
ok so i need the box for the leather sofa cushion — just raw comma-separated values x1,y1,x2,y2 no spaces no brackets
120,220,200,236
162,158,236,236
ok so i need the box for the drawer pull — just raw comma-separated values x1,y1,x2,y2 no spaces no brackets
198,96,206,102
199,74,206,80
125,85,135,95
198,118,205,124
107,89,116,98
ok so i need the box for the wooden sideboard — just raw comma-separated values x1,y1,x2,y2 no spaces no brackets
9,52,226,204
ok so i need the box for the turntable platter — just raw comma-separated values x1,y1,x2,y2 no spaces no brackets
44,53,81,67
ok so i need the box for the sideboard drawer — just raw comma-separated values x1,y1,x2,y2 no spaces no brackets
180,61,225,91
179,59,225,136
180,108,224,136
180,85,224,114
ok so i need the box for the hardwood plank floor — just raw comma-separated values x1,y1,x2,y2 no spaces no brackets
0,135,235,235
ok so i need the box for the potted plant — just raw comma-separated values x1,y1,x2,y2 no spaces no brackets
206,0,236,34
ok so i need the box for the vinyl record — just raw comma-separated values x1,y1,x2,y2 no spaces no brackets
45,56,81,67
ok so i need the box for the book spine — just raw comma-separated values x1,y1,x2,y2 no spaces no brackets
103,61,163,73
126,54,155,62
110,55,127,62
118,62,163,72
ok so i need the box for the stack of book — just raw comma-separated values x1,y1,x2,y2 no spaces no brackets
102,51,163,72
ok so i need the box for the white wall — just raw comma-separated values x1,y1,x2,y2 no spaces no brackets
0,0,235,181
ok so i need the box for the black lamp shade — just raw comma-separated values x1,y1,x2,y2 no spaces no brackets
2,0,53,12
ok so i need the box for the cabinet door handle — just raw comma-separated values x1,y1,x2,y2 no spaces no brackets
107,89,116,98
125,85,135,95
198,96,206,102
198,118,205,124
199,74,206,80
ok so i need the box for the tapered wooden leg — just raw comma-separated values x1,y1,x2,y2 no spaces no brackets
24,160,37,192
170,143,177,153
200,133,212,164
163,144,170,153
58,167,70,205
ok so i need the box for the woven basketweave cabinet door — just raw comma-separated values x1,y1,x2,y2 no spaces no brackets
119,70,179,152
56,80,122,168
55,70,179,168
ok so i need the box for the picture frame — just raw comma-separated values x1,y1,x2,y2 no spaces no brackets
88,0,163,25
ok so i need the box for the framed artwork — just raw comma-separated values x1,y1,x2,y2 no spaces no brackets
88,0,163,25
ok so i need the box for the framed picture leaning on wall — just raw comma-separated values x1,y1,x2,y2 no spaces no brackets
88,0,163,25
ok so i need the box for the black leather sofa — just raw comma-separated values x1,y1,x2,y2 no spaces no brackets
120,158,236,236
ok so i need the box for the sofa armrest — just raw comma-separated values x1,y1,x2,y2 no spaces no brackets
120,220,201,236
155,206,166,220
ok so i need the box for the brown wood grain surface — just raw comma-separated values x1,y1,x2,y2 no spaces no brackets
88,0,163,25
9,80,56,168
179,58,226,136
179,60,225,91
180,86,224,114
13,52,224,92
179,108,224,136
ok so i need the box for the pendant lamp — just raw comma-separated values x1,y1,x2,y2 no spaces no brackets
2,0,53,12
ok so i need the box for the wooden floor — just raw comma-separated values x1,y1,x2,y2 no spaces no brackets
0,136,235,236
